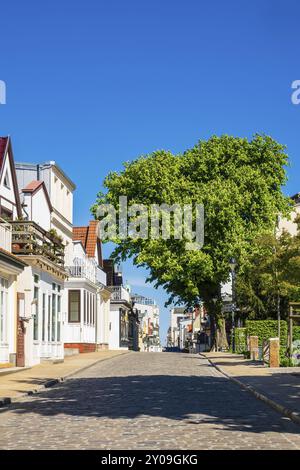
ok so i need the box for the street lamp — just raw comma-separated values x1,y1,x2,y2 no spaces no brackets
229,257,237,352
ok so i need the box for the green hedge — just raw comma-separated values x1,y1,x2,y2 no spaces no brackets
245,320,288,362
293,326,300,341
234,328,247,353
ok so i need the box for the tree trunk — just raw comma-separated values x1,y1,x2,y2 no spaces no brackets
216,318,229,351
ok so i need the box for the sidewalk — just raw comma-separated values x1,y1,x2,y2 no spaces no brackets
0,350,129,405
202,352,300,425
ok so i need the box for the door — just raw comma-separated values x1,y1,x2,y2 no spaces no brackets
16,293,25,367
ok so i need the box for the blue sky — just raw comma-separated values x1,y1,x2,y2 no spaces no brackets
1,0,300,343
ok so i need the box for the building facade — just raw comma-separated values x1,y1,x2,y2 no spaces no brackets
0,137,27,367
103,260,138,350
64,221,111,353
131,293,161,352
278,193,300,236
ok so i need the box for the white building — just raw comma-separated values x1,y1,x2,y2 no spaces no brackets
64,221,111,352
0,137,27,367
131,293,161,352
168,307,190,348
103,261,137,350
15,180,67,365
13,160,76,365
278,193,300,236
15,161,76,265
179,318,192,350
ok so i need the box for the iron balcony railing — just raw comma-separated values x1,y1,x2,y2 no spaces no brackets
11,221,65,267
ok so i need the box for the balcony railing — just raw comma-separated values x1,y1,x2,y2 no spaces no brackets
96,266,107,285
110,285,131,303
11,221,65,267
66,264,94,282
66,263,107,286
0,220,12,252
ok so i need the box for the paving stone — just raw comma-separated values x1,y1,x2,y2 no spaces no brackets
0,352,299,449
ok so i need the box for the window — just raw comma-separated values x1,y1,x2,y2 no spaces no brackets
84,290,86,323
0,206,13,220
33,286,39,341
52,293,56,341
93,294,96,325
47,295,51,342
3,170,10,189
0,278,8,344
42,294,46,342
57,295,61,341
68,290,80,323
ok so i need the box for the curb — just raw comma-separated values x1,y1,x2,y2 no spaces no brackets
201,354,300,426
0,351,130,409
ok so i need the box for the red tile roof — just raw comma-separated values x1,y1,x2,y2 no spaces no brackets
22,180,53,212
73,221,102,265
86,220,98,258
22,180,44,192
73,226,89,246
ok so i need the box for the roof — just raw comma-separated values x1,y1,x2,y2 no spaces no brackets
73,221,102,265
23,180,44,192
0,247,28,269
291,193,300,204
22,180,53,212
0,137,8,169
0,136,22,218
15,161,76,190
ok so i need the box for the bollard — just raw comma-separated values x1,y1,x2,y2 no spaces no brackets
249,335,259,361
269,337,280,368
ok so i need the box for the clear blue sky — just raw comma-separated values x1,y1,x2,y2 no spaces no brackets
1,0,300,343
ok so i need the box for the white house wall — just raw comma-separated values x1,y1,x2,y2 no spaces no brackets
279,205,300,237
23,189,51,231
16,266,64,366
0,152,18,218
108,307,121,350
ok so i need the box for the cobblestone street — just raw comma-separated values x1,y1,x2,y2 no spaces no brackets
0,352,300,450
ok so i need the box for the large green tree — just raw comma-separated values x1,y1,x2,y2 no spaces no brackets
92,134,291,347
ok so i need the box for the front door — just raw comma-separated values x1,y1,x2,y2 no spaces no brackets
16,293,25,367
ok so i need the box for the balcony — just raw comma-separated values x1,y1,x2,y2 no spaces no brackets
0,220,12,252
110,285,131,303
66,262,107,286
11,221,65,268
96,266,107,285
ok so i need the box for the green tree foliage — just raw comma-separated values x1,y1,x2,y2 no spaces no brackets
236,215,300,320
92,135,290,343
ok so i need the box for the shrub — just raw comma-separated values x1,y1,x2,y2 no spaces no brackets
293,326,300,341
234,328,247,354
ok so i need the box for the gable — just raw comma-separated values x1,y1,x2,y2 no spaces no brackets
0,137,22,219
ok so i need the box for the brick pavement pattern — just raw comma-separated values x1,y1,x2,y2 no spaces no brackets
0,350,127,399
0,352,300,450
